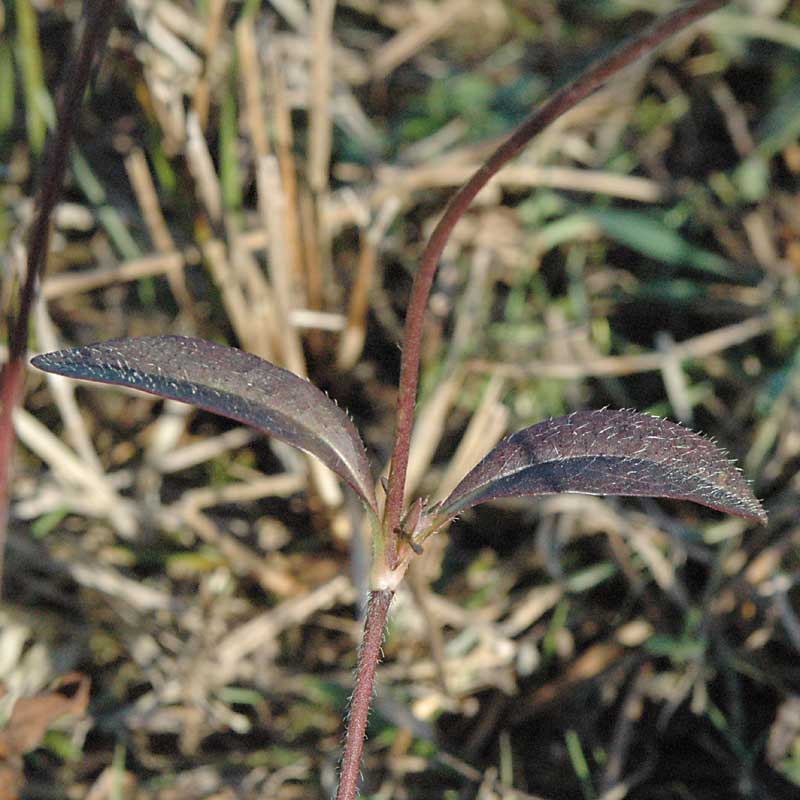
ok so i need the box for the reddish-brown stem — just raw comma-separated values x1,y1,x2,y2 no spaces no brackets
335,589,393,800
0,360,24,576
0,0,117,584
10,0,117,363
381,0,729,567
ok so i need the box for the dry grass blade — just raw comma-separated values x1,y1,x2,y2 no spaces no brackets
337,198,401,370
33,302,102,473
375,163,666,204
298,185,326,324
257,156,344,508
257,156,306,376
201,238,261,354
308,0,335,194
41,252,185,299
470,314,774,379
123,148,176,253
185,112,222,224
268,48,306,293
235,15,270,162
191,0,228,129
371,0,467,80
12,406,137,538
170,503,303,598
435,374,508,502
217,574,355,674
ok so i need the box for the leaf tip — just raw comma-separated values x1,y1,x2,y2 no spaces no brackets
30,349,76,377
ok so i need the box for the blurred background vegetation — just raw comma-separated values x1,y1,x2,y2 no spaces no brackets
2,0,800,797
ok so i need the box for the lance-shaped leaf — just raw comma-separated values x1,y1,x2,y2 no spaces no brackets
31,336,378,514
435,409,766,526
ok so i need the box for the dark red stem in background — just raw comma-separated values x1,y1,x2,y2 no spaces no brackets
381,0,729,568
336,589,394,800
0,0,117,585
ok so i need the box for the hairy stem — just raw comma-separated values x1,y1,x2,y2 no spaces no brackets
381,0,729,567
0,0,117,586
336,589,393,800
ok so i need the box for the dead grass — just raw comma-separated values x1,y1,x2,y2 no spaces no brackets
3,1,800,798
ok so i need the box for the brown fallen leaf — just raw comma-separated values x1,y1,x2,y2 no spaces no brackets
0,673,91,800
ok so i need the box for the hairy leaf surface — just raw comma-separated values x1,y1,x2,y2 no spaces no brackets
32,336,378,513
437,409,766,525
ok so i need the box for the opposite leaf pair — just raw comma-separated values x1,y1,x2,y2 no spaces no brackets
32,334,766,574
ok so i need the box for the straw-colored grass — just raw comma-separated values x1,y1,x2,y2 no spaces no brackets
3,1,799,797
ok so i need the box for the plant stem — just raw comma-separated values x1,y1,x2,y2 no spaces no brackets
381,0,729,567
11,0,117,363
336,589,393,800
0,0,117,586
0,360,23,567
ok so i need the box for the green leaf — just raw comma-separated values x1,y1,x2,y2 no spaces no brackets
584,208,739,278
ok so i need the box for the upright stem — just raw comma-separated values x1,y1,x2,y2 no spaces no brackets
10,0,118,363
381,0,729,567
336,589,394,800
0,0,117,585
0,360,24,572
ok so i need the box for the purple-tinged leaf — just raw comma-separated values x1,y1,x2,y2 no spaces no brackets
31,336,378,514
436,409,766,526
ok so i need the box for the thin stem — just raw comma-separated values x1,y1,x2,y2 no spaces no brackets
0,360,23,577
0,0,117,585
11,0,117,362
336,589,393,800
381,0,729,567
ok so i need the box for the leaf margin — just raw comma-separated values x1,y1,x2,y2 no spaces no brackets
31,335,379,514
432,408,766,530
